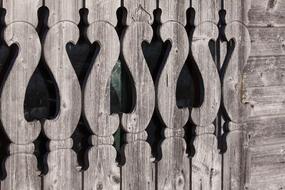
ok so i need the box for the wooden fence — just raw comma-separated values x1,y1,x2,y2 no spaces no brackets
0,0,284,189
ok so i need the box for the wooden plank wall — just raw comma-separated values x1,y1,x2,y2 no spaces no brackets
243,0,285,189
0,0,284,189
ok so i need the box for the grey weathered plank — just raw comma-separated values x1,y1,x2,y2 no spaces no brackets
246,117,285,147
246,118,285,190
243,56,285,119
83,0,121,189
192,0,219,25
191,1,222,189
43,0,83,189
0,0,42,189
223,22,251,123
244,56,285,87
192,126,221,190
248,0,285,27
156,1,190,189
247,143,285,190
121,0,156,189
222,1,252,189
249,27,285,57
123,0,156,25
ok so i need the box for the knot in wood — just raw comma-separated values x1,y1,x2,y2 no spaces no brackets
49,138,73,151
164,128,185,138
9,143,35,154
91,135,114,146
126,131,147,142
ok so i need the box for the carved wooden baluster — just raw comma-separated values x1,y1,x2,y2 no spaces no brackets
83,0,120,189
191,0,222,189
121,0,156,189
157,0,190,189
0,0,42,189
223,1,251,189
43,0,82,189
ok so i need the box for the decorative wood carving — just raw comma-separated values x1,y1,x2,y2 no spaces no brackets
43,0,82,189
0,0,42,189
222,1,252,189
121,0,156,189
83,0,120,189
157,0,190,189
191,1,222,189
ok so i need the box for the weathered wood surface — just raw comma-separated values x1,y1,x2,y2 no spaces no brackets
156,0,190,189
83,0,120,189
0,1,42,190
43,0,82,189
191,1,222,189
248,0,285,27
0,0,284,189
121,0,156,189
222,1,252,189
242,1,285,189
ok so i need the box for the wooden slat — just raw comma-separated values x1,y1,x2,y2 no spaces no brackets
43,0,82,189
0,0,42,189
121,0,156,189
192,126,221,190
191,1,222,189
222,1,252,189
223,21,251,124
156,0,190,189
83,1,120,189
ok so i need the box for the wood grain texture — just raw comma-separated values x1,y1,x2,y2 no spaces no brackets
243,56,285,119
0,1,42,189
121,21,155,190
191,1,222,190
191,126,221,190
223,21,251,190
156,1,190,189
248,0,285,26
192,0,219,25
191,22,220,127
86,0,120,25
83,1,120,189
43,0,82,189
45,0,82,26
224,0,250,24
249,27,285,57
159,0,189,26
222,1,252,189
247,142,285,190
123,0,156,25
223,22,251,123
121,1,156,189
236,0,285,189
3,0,42,27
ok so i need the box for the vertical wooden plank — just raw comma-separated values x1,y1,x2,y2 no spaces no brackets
0,0,42,189
191,0,222,189
121,0,156,189
83,0,121,189
157,0,190,189
222,1,251,189
43,0,82,189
